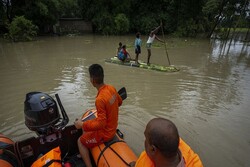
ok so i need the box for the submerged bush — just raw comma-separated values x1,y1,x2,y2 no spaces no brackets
6,16,38,42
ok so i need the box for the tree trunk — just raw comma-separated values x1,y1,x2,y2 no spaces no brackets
207,0,229,38
5,0,12,22
245,25,250,41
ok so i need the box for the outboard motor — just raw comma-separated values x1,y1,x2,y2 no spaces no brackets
24,92,69,137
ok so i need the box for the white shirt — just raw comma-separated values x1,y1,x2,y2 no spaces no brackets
146,34,155,44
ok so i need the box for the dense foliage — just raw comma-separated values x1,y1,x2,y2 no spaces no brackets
5,16,38,41
0,0,249,39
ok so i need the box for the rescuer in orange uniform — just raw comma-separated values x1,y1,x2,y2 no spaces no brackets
74,64,122,167
133,118,203,167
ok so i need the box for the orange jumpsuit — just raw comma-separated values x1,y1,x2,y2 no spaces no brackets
135,138,203,167
80,84,122,148
179,138,203,167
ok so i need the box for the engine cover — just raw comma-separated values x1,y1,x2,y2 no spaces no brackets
24,92,60,133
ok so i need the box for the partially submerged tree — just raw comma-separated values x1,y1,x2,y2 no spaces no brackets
5,16,38,41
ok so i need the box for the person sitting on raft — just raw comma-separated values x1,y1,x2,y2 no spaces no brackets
118,45,131,62
116,42,122,57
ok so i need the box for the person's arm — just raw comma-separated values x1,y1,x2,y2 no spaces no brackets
83,99,107,131
124,49,131,59
127,51,131,59
151,25,161,34
155,35,164,43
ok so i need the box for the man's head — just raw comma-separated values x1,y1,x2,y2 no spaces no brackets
144,118,179,159
89,64,104,85
136,32,140,38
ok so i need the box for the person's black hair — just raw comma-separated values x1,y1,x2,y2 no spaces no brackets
88,64,104,84
148,118,179,157
122,45,126,49
119,42,122,46
136,32,140,38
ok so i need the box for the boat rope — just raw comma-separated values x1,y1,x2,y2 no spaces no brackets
96,139,126,166
97,145,110,167
108,145,130,166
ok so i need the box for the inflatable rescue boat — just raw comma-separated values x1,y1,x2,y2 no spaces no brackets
0,89,137,167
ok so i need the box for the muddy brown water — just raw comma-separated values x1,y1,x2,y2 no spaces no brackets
0,35,250,167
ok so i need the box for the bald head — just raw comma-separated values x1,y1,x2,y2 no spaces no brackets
145,118,179,157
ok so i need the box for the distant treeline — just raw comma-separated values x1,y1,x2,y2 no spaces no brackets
1,0,249,38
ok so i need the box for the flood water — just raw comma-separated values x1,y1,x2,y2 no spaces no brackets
0,34,250,167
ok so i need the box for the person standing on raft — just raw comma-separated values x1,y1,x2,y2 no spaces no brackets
134,32,142,64
146,24,164,65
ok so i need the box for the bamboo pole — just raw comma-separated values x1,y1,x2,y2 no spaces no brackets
160,20,171,66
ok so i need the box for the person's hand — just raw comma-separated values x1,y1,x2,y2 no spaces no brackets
74,118,83,129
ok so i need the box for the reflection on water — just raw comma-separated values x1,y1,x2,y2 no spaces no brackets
211,39,250,59
0,36,250,167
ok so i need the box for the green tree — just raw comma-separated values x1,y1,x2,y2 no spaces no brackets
59,0,81,18
1,0,249,37
114,13,130,35
203,0,249,38
170,0,205,37
0,0,7,33
78,0,132,34
24,0,61,33
92,12,115,35
6,16,38,41
0,0,26,23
